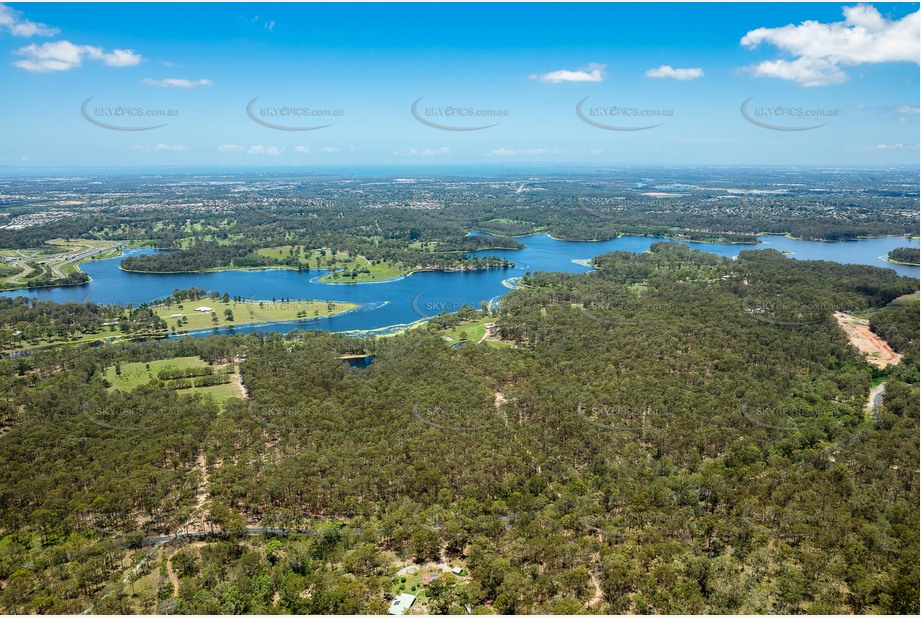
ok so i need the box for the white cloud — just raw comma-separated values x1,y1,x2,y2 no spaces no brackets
247,145,283,156
849,143,919,152
872,143,917,150
392,147,450,157
252,16,275,31
142,77,211,88
490,148,543,156
102,48,144,67
131,144,188,152
218,144,283,155
0,3,58,37
530,63,606,84
862,103,921,122
645,65,704,80
741,5,920,86
294,146,341,154
744,57,848,86
489,148,561,156
13,40,142,72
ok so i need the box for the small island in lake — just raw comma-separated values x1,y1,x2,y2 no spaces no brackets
887,247,920,266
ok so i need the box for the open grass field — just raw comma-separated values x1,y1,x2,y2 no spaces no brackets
0,263,21,278
178,233,244,249
254,245,314,264
154,298,357,333
104,356,242,404
389,565,469,610
433,316,509,349
320,254,409,283
852,291,919,320
255,246,410,283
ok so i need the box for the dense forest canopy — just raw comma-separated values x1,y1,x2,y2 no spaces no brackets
0,243,917,614
888,247,921,265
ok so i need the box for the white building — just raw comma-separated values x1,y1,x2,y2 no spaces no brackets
388,593,416,615
195,306,213,313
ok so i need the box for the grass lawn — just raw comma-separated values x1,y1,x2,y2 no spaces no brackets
889,291,919,306
178,233,243,249
0,263,21,278
104,356,242,404
433,316,509,349
106,356,205,390
320,254,409,283
47,238,115,249
254,245,313,263
390,567,469,609
155,298,357,333
253,246,411,283
852,291,919,320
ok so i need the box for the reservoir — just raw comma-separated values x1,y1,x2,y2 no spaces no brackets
2,234,918,336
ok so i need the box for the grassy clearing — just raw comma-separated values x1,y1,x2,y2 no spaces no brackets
432,316,509,349
852,291,919,320
320,254,409,283
154,298,357,333
104,356,241,404
390,567,469,609
255,246,410,283
177,233,244,249
0,263,22,278
889,291,919,306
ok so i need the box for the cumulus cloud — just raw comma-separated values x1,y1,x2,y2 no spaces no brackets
741,4,920,86
293,146,341,153
530,63,606,84
0,3,58,37
13,40,142,72
218,144,283,156
645,65,704,80
392,147,450,157
130,144,188,152
142,77,211,88
490,148,546,156
863,144,918,152
247,145,283,156
745,56,849,86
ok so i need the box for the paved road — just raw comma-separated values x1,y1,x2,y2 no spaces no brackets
6,242,117,284
868,383,885,413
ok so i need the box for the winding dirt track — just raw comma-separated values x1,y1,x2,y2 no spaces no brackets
833,312,902,368
165,551,180,598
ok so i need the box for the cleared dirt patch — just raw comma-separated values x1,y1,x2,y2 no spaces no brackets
834,312,902,368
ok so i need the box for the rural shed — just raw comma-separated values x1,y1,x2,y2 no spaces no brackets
387,593,416,615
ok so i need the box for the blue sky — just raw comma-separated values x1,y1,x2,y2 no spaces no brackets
0,2,918,168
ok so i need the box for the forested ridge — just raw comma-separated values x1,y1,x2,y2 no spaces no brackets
0,244,917,614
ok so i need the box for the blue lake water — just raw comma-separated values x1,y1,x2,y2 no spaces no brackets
2,234,918,337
